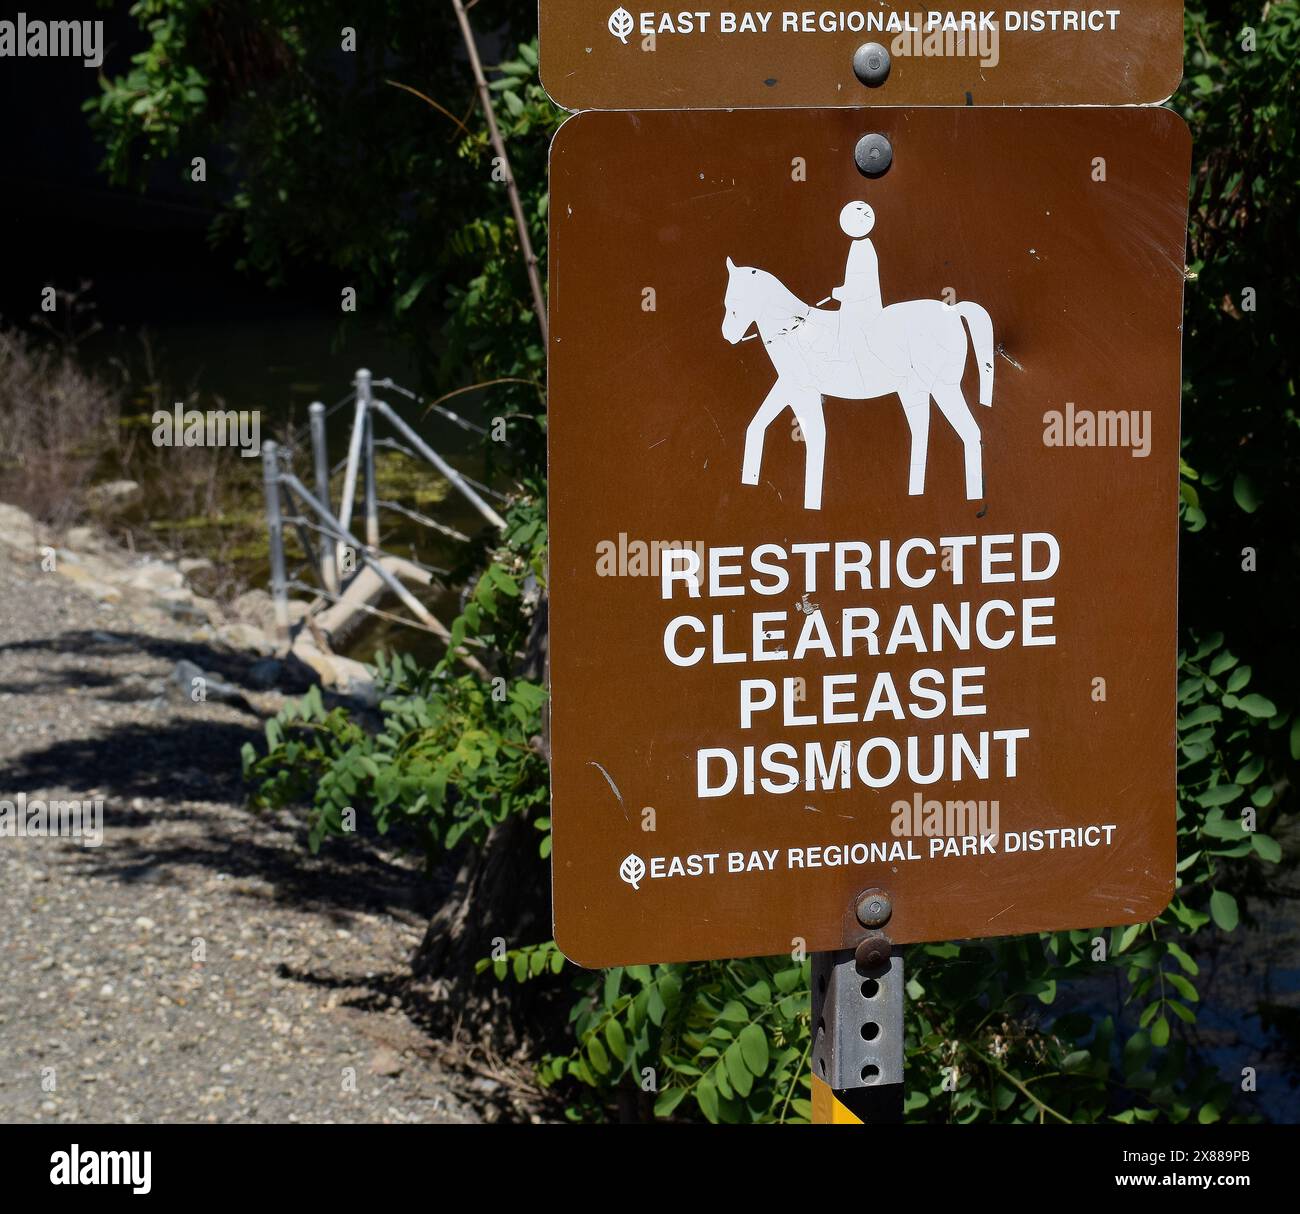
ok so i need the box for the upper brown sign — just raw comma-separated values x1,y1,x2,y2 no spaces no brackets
539,3,1184,110
548,106,1190,967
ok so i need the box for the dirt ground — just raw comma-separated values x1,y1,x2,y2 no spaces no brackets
0,545,508,1123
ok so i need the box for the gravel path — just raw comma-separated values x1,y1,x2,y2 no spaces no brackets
0,548,480,1124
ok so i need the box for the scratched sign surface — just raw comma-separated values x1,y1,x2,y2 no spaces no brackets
548,107,1191,967
539,2,1184,110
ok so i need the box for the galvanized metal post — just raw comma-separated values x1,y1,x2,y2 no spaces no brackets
810,949,904,1123
308,401,338,594
279,472,440,634
810,917,904,1123
363,393,380,553
260,440,291,650
337,368,371,555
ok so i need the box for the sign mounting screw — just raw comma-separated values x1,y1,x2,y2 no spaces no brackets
852,42,892,88
856,888,893,928
854,931,893,971
854,133,894,178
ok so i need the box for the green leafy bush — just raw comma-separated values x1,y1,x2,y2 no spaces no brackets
478,945,814,1123
242,666,548,855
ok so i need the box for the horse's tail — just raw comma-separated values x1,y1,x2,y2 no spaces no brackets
955,301,995,407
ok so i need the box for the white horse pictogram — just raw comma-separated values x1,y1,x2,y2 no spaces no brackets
722,208,996,511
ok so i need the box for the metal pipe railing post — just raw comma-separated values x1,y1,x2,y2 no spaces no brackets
369,398,507,530
282,469,491,680
363,393,380,552
261,440,291,649
279,472,441,634
337,368,371,560
309,402,339,594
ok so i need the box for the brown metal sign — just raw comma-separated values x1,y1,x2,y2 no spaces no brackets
539,3,1184,110
548,107,1190,967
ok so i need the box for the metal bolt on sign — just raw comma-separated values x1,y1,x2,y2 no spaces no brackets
855,888,893,929
854,133,893,178
852,43,892,88
854,932,892,971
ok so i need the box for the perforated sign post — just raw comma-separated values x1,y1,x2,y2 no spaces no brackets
542,8,1189,1124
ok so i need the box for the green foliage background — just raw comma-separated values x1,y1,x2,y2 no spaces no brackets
93,0,1300,1121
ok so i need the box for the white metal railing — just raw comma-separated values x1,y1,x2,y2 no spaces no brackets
260,368,507,661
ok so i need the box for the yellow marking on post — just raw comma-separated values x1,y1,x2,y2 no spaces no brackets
811,1075,863,1124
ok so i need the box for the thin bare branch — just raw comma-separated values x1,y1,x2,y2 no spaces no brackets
421,377,543,419
450,0,549,346
385,78,472,138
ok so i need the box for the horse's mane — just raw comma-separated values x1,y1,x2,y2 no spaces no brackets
755,268,809,317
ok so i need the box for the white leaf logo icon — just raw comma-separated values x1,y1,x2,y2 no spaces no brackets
608,7,634,44
619,853,646,890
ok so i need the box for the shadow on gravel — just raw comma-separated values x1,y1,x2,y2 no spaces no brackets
274,964,470,1041
87,829,439,924
3,625,443,950
7,717,440,922
0,629,316,693
6,718,259,802
0,669,121,694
